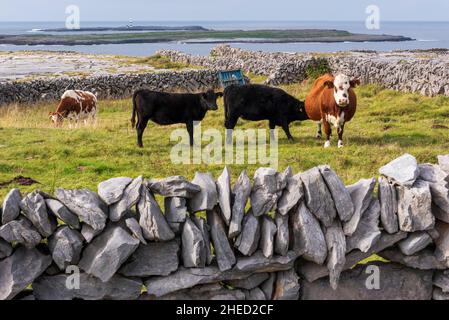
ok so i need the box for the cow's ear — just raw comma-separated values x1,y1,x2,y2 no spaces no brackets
216,92,223,98
323,80,334,89
350,79,361,88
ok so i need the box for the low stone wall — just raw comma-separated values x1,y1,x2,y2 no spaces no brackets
1,153,449,300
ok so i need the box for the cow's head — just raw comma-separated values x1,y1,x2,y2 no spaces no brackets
324,74,360,107
200,90,223,111
49,112,64,127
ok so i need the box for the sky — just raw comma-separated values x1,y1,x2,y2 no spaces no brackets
0,0,448,22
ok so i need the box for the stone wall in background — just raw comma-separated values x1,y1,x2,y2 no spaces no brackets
1,153,449,300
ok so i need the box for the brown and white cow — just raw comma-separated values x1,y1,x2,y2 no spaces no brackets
49,90,97,127
305,73,360,148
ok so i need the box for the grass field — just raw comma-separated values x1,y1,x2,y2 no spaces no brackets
1,80,449,200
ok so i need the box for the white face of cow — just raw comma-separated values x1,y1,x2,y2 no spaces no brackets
332,74,351,107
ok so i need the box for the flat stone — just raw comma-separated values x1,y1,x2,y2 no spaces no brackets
235,210,261,256
20,191,55,237
434,270,449,293
378,176,399,234
80,223,102,243
259,216,277,258
164,197,187,234
182,218,207,268
0,239,13,259
250,167,287,217
346,198,381,253
300,167,336,227
438,154,449,174
0,217,42,248
192,215,213,265
0,247,52,300
419,163,449,183
277,173,303,216
147,176,201,198
343,178,376,236
379,153,419,187
97,177,133,205
397,180,435,232
274,212,289,256
125,217,147,244
234,251,298,273
48,226,84,270
435,221,449,265
228,170,251,238
109,176,143,222
138,187,175,242
227,273,269,290
33,273,142,300
119,240,180,277
272,269,300,300
79,225,139,282
147,283,246,300
45,199,80,229
260,273,277,300
324,220,346,290
290,201,327,264
433,287,449,300
301,262,433,300
55,188,108,232
216,166,232,225
207,207,236,271
245,287,266,300
189,172,218,212
319,165,354,222
1,188,22,224
379,248,447,270
398,231,433,255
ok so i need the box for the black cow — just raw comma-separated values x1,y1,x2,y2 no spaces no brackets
223,84,309,141
131,89,222,147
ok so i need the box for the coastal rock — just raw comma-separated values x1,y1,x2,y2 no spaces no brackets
48,226,84,270
344,178,376,236
398,231,433,255
325,220,346,290
235,210,261,256
97,177,133,205
164,197,188,234
277,173,303,216
378,176,399,234
20,191,55,237
216,167,232,225
147,176,201,198
274,212,289,256
259,216,277,258
379,248,446,270
109,176,143,222
0,217,41,248
192,216,213,265
1,189,22,224
229,171,251,238
125,217,147,244
45,199,80,229
379,153,419,187
189,172,218,212
272,269,300,300
182,218,207,268
207,208,236,271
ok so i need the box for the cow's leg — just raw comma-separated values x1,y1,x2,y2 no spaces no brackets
323,120,332,148
136,119,149,148
316,121,322,139
337,124,345,148
225,116,238,145
281,121,294,141
186,121,194,146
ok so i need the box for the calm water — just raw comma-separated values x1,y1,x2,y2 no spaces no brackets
0,21,448,56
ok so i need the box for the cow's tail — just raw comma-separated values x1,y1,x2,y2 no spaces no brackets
131,91,138,129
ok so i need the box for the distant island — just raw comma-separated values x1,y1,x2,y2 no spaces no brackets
0,28,413,46
41,25,209,32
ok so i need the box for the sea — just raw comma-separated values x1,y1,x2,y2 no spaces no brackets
0,20,448,56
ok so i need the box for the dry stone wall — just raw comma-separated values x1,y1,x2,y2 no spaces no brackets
1,153,449,300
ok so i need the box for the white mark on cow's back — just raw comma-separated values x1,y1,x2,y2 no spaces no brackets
62,90,82,102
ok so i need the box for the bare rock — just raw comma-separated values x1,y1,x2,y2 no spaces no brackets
272,269,300,300
192,215,213,265
344,178,376,236
97,177,133,205
434,270,449,293
324,220,346,290
164,197,188,234
235,210,261,256
234,251,298,273
148,283,246,300
227,273,269,290
1,189,22,224
147,176,201,198
433,287,449,300
45,199,80,229
229,170,251,238
182,218,207,268
245,287,266,300
260,273,277,300
274,212,289,256
378,176,399,234
419,163,449,183
398,231,433,255
379,153,419,187
216,167,232,225
277,173,303,216
0,239,13,259
207,207,236,271
189,172,218,212
20,191,55,237
48,226,84,270
109,176,143,222
379,248,446,270
81,223,102,243
0,217,41,248
438,154,449,174
435,221,449,265
125,217,147,244
259,216,277,258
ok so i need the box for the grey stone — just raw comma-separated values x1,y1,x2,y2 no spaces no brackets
20,191,55,237
418,165,449,222
277,173,303,216
192,215,213,265
207,207,236,271
290,201,327,264
2,188,22,224
419,163,449,183
97,177,133,205
250,167,287,217
147,283,246,300
245,287,266,300
434,270,449,293
182,218,207,268
79,225,139,282
260,216,277,258
274,212,289,256
379,153,419,187
164,197,188,234
147,176,201,198
125,217,147,244
81,223,102,243
138,187,175,242
55,188,107,232
301,262,433,300
344,178,376,236
119,240,180,277
300,167,336,227
0,239,13,259
433,287,449,300
346,198,381,253
272,269,300,300
48,226,84,270
379,248,447,270
324,220,346,290
216,166,232,225
189,172,218,212
398,231,432,255
435,221,449,265
0,217,41,248
319,165,354,222
378,176,399,234
229,170,251,238
438,154,449,174
109,176,143,222
33,273,142,300
397,180,435,232
235,210,261,256
260,273,277,300
234,251,298,273
227,273,269,290
45,199,80,229
0,247,52,300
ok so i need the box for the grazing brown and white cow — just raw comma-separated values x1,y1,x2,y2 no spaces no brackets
305,73,360,148
49,90,97,127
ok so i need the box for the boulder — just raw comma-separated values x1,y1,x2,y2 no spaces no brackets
55,188,108,232
79,225,139,282
277,173,303,216
379,153,419,187
398,231,433,255
48,226,84,270
226,273,269,290
45,199,80,229
344,178,376,236
0,239,13,259
192,216,213,265
378,176,399,234
229,171,251,238
0,247,52,300
438,154,449,174
274,212,289,256
119,240,180,277
324,220,346,290
259,216,277,258
189,172,218,212
164,197,188,234
0,217,41,248
235,210,261,256
1,188,22,224
109,176,143,222
300,167,336,227
20,191,55,237
216,167,232,225
182,218,207,268
125,217,147,244
379,248,446,270
207,208,236,271
97,177,133,205
272,269,300,300
147,176,201,198
435,221,449,265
